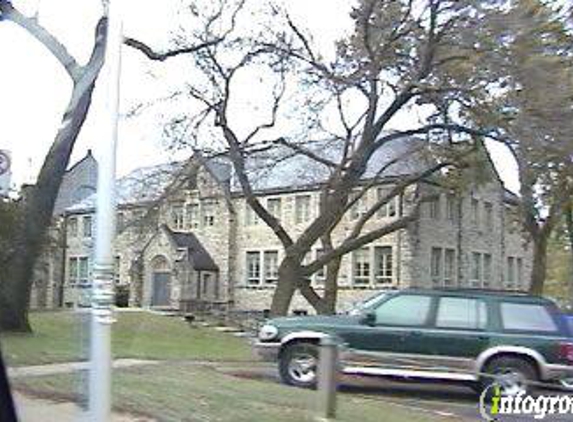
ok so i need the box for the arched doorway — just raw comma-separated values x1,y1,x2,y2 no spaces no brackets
151,255,171,307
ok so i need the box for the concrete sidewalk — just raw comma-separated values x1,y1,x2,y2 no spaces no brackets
14,392,153,421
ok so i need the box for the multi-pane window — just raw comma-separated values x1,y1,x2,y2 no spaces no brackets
82,215,93,238
484,202,494,230
267,198,282,221
376,188,398,218
471,198,480,226
428,196,441,219
471,252,482,287
444,249,455,286
506,256,516,289
431,247,443,286
245,203,260,226
263,251,279,284
68,258,78,285
350,191,368,220
353,248,371,285
68,217,78,237
295,195,312,224
446,194,458,222
374,246,393,284
483,253,492,288
202,199,216,226
186,203,200,229
171,204,185,230
68,257,90,285
246,252,261,285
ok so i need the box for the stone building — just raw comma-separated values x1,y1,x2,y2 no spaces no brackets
29,150,98,309
39,139,533,313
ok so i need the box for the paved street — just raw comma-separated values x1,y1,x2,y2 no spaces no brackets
218,363,573,421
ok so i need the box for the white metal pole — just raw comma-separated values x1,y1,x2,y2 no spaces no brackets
89,0,123,420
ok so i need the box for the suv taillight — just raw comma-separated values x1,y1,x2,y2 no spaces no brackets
558,342,573,363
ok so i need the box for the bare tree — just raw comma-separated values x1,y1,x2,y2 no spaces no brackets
0,0,107,331
126,0,518,315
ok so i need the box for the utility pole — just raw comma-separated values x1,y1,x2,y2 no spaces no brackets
89,0,123,420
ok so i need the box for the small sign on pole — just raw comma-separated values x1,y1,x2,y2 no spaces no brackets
0,150,12,197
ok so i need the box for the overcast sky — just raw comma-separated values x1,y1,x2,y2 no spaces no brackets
0,0,519,193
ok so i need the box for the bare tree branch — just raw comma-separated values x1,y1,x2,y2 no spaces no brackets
0,0,81,81
124,37,224,61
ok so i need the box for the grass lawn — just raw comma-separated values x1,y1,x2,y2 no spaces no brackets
0,311,252,366
12,362,447,422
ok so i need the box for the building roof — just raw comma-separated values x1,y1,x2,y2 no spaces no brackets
66,161,183,213
232,136,430,193
164,226,219,272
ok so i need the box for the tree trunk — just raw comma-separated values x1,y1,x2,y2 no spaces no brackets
270,258,300,316
322,257,341,314
0,82,97,332
529,234,549,296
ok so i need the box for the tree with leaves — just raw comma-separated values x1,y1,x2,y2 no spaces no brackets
467,0,573,296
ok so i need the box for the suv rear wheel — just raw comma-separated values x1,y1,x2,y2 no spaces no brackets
279,342,318,388
481,356,537,396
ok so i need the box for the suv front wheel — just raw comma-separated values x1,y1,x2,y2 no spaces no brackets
481,356,538,396
279,342,319,388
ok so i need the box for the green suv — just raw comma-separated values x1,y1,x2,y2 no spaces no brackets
255,289,573,394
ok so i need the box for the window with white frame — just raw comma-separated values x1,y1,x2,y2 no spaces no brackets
171,204,185,230
68,258,79,285
82,215,93,238
431,247,443,286
245,202,260,226
428,196,441,219
202,199,216,226
470,252,482,287
444,248,455,286
68,217,78,237
516,257,523,288
295,195,311,224
117,212,125,232
377,188,397,218
483,253,492,288
353,248,371,285
68,256,90,285
374,246,393,284
246,252,261,285
446,194,458,222
263,251,279,284
350,191,368,220
267,198,282,221
186,203,200,229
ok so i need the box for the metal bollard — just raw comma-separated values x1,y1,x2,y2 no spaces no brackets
317,335,339,420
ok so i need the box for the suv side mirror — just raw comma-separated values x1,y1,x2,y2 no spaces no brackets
360,311,376,326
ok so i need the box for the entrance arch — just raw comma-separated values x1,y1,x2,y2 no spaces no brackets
150,255,171,307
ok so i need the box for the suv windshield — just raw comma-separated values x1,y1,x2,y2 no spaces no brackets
347,292,389,316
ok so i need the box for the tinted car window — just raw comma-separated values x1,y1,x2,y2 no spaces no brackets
501,302,558,333
374,294,431,326
436,297,488,329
